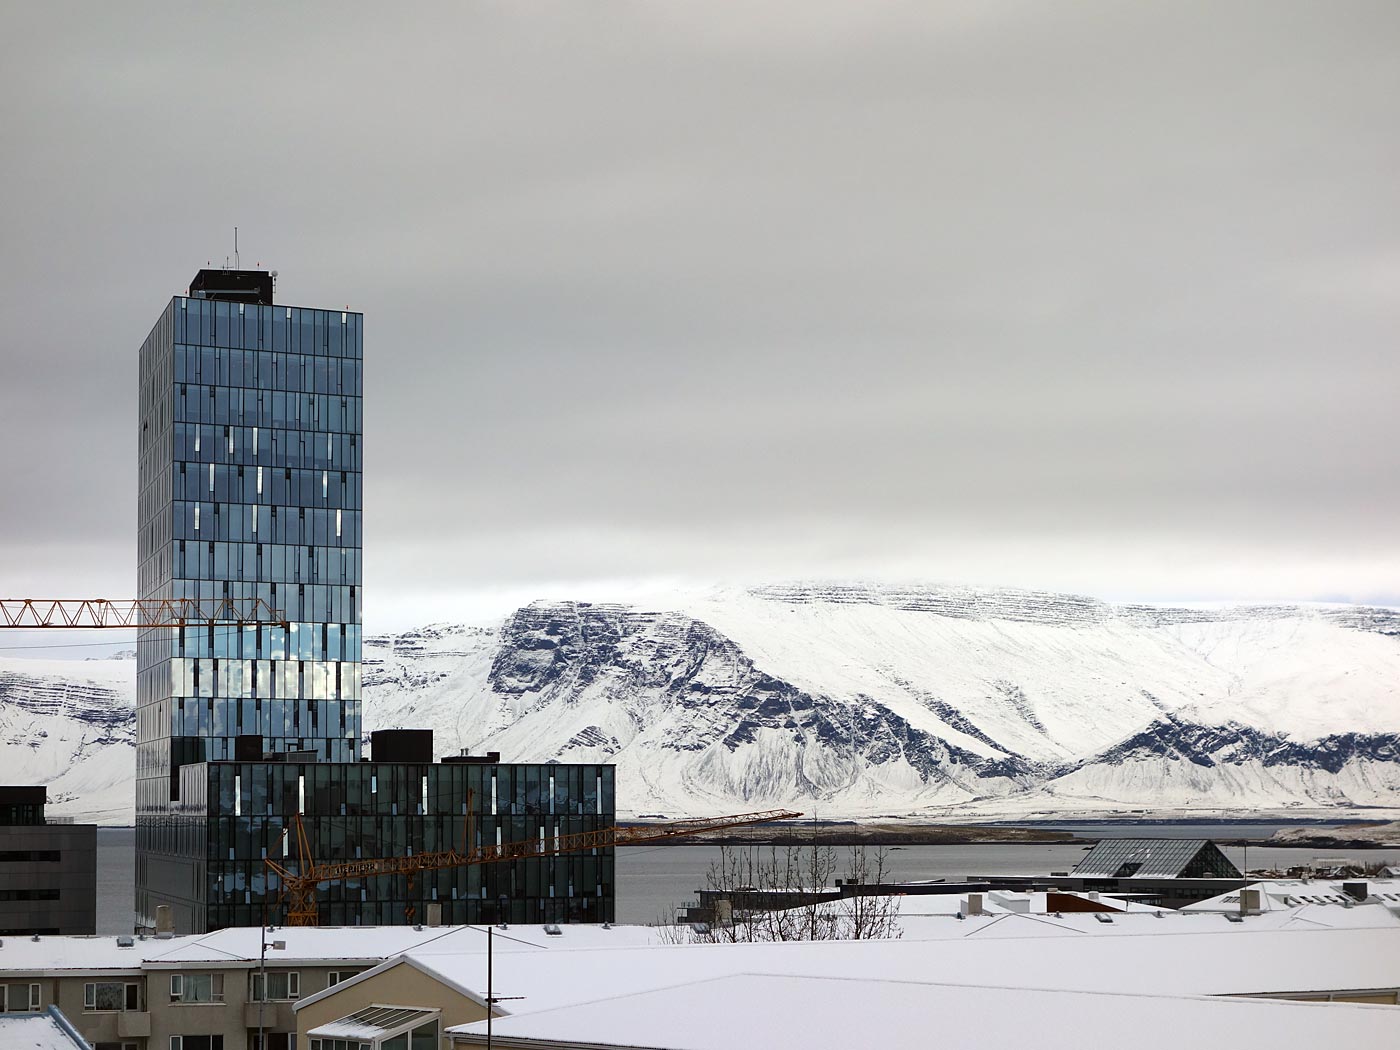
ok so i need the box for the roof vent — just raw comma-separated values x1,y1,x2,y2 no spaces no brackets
1093,913,1113,924
601,923,612,930
116,936,135,948
31,935,40,942
1343,881,1369,901
542,924,562,936
1224,913,1243,923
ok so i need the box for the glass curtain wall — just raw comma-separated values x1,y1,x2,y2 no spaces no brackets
203,762,616,929
137,294,363,929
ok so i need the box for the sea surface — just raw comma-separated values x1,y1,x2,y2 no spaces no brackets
95,824,1400,933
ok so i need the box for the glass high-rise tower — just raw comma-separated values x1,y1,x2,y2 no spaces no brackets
136,269,364,928
136,270,614,935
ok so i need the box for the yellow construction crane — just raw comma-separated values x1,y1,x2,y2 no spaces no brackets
266,804,804,926
0,597,289,629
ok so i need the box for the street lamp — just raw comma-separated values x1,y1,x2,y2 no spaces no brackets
257,928,286,1050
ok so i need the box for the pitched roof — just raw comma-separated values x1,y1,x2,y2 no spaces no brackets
1071,837,1239,878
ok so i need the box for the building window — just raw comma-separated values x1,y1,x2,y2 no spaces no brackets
326,971,361,987
2,982,39,1010
170,1038,224,1050
251,970,300,1001
251,1036,298,1050
84,981,141,1011
170,972,224,1003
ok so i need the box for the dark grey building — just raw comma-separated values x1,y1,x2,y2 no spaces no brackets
0,787,96,935
137,270,615,932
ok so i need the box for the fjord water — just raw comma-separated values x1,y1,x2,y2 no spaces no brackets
96,825,1400,933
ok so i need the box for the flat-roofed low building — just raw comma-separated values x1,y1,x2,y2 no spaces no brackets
0,786,96,935
1184,877,1400,916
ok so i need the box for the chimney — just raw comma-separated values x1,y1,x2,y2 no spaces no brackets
155,906,174,938
961,893,984,917
426,902,444,927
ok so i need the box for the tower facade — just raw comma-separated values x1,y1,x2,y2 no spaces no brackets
137,271,364,928
136,272,615,935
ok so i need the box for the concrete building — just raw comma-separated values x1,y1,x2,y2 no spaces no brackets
0,923,657,1050
0,786,96,935
135,271,615,932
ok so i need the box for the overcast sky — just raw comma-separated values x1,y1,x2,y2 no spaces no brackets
1,1,1397,635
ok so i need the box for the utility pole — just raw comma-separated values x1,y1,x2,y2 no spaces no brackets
1239,840,1248,919
484,924,524,1050
257,918,285,1050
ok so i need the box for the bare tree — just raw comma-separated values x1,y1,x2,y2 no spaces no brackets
667,840,900,943
836,844,902,940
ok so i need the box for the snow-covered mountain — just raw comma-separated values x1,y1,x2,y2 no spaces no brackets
366,585,1400,820
6,584,1400,823
0,658,135,824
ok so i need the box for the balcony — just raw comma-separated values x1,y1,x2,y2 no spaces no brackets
244,1001,294,1030
117,1012,151,1038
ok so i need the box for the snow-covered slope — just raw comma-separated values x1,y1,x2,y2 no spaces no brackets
364,585,1400,819
6,584,1399,823
0,657,135,824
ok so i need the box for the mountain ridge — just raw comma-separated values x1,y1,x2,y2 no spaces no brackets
5,583,1399,823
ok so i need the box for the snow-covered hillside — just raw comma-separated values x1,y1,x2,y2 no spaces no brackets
6,584,1399,823
365,585,1400,820
0,658,135,824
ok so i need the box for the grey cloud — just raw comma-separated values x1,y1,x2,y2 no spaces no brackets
0,1,1397,629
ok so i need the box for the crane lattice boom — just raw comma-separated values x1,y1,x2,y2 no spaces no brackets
0,598,289,629
266,807,803,926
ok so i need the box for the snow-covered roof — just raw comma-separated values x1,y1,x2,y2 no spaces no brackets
0,1008,90,1049
0,923,666,975
1184,879,1400,913
445,972,1400,1050
416,922,1400,1022
892,889,1165,916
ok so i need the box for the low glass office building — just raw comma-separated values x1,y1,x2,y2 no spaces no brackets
183,759,615,929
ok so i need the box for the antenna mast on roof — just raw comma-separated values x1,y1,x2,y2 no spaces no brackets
234,226,240,270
